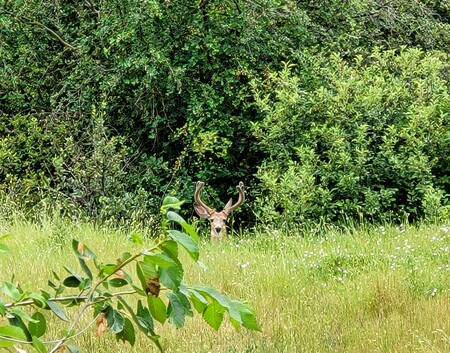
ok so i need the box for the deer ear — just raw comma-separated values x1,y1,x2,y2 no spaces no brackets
194,205,210,218
223,198,233,211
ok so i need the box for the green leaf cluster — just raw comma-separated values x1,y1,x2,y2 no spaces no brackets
251,49,450,226
0,197,259,352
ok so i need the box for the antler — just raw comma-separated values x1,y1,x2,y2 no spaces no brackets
194,181,215,214
223,182,245,216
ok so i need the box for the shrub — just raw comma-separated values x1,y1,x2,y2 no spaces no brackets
251,48,450,226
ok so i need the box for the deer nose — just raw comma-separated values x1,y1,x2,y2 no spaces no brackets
214,226,222,234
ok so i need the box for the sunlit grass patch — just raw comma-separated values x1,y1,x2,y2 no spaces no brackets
1,218,450,352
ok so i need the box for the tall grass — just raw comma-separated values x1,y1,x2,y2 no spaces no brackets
1,213,450,352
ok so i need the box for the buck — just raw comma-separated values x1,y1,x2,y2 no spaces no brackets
194,181,245,242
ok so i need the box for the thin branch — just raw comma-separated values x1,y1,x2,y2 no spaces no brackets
28,21,79,52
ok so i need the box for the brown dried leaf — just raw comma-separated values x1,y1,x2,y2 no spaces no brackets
95,312,108,337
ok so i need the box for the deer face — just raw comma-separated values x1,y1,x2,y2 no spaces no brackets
194,182,245,241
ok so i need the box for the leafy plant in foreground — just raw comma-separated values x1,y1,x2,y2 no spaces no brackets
0,197,259,352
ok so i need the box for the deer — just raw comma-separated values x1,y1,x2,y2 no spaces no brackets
194,181,245,242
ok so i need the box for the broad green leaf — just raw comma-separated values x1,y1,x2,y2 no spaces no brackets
10,308,39,324
166,292,187,328
193,285,232,308
159,240,179,258
0,338,14,348
115,318,136,346
0,325,28,340
109,278,128,287
100,264,118,276
45,300,68,321
239,305,261,331
28,312,47,338
127,233,143,245
192,286,260,331
162,196,184,210
106,308,125,333
168,230,199,261
0,242,10,254
136,261,157,292
62,267,83,285
63,276,82,288
147,296,167,324
120,252,133,263
136,300,154,333
0,234,11,240
166,211,198,241
144,252,178,269
1,282,20,301
188,289,208,314
159,265,183,290
203,300,225,331
7,314,32,341
32,335,46,353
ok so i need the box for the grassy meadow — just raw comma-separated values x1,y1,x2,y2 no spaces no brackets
1,218,450,353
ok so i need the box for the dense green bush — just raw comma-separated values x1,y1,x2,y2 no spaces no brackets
1,0,450,226
251,48,450,226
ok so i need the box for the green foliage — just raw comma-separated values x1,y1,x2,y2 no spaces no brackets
252,48,450,226
1,0,450,226
0,197,259,352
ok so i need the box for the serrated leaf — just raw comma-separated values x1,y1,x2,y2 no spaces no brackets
28,312,46,338
239,305,261,331
136,300,154,333
144,252,177,269
188,289,208,314
168,230,199,261
159,265,183,290
106,308,124,333
203,300,225,330
166,292,186,328
115,318,136,346
192,285,232,308
192,286,260,331
136,261,157,292
147,296,166,324
166,211,198,241
45,300,68,321
160,240,179,258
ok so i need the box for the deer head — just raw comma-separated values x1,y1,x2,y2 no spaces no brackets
194,181,245,241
